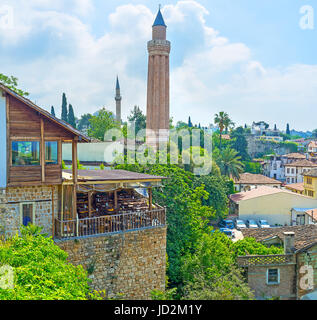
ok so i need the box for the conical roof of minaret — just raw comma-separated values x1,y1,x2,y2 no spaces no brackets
116,76,120,90
153,8,167,27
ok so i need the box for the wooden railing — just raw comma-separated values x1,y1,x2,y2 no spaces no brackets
55,207,166,239
237,254,296,267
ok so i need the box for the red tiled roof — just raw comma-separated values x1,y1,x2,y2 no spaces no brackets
282,153,306,159
285,183,305,192
284,159,317,168
234,173,282,185
241,225,317,252
229,186,293,203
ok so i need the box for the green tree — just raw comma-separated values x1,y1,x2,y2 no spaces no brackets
128,106,146,134
0,73,29,97
68,104,76,128
51,106,56,117
61,93,68,122
286,123,291,135
0,225,90,300
214,147,245,180
188,117,193,128
230,126,250,161
88,108,120,141
214,112,232,149
180,232,254,300
78,113,92,131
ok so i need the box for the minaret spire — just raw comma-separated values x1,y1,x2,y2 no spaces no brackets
146,8,170,149
115,76,122,124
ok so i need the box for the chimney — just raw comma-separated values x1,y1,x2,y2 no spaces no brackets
283,232,295,254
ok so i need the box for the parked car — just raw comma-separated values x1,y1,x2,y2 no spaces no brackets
246,220,259,229
258,220,271,228
235,219,247,230
218,219,235,230
219,228,235,239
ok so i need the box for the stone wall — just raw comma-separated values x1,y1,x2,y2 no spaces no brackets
56,227,167,300
247,136,293,158
247,264,296,300
0,186,58,237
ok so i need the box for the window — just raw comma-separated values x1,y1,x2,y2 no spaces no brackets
12,141,40,166
45,141,58,165
20,203,35,227
267,268,280,285
307,177,312,185
308,190,315,198
297,214,305,226
287,168,290,174
291,168,295,174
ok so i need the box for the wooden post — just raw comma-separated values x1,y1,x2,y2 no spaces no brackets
40,119,45,182
88,191,92,217
52,186,55,238
114,190,118,211
149,187,153,210
72,139,78,220
6,93,10,185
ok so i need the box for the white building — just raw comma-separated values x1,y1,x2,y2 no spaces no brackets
284,160,317,184
263,153,306,182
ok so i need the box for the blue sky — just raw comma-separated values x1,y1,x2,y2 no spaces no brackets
0,0,316,131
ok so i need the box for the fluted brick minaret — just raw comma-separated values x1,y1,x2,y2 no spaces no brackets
115,76,122,124
146,8,171,149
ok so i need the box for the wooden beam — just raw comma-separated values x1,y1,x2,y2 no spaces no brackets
72,139,78,220
40,119,45,183
88,191,92,217
58,140,62,166
6,94,10,185
149,187,153,210
114,190,118,211
52,186,55,238
72,139,78,184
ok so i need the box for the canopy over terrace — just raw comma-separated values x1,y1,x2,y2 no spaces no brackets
55,169,167,238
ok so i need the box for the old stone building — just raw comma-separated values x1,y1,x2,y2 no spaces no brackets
146,8,170,149
0,83,167,299
238,225,317,300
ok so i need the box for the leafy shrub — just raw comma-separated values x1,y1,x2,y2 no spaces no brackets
0,225,90,300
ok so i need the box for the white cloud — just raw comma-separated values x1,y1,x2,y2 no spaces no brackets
0,0,316,130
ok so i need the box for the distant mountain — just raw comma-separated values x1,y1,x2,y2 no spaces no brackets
290,130,312,138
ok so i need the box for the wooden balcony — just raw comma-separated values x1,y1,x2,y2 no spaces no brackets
54,207,166,239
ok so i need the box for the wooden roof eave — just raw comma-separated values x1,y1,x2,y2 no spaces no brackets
0,84,90,142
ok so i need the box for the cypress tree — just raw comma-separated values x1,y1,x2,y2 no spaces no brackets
188,116,193,128
68,104,76,128
286,123,290,135
51,106,56,117
61,93,68,122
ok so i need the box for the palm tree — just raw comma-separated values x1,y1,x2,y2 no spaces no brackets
214,112,233,149
215,147,245,180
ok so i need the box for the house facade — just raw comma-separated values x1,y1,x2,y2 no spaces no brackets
284,160,317,184
238,226,317,300
233,173,282,192
0,84,167,299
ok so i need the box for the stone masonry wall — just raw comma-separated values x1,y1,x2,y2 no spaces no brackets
247,264,296,300
0,186,58,237
56,227,167,300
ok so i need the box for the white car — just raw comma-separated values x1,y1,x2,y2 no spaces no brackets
258,220,271,228
235,219,247,230
246,220,258,229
